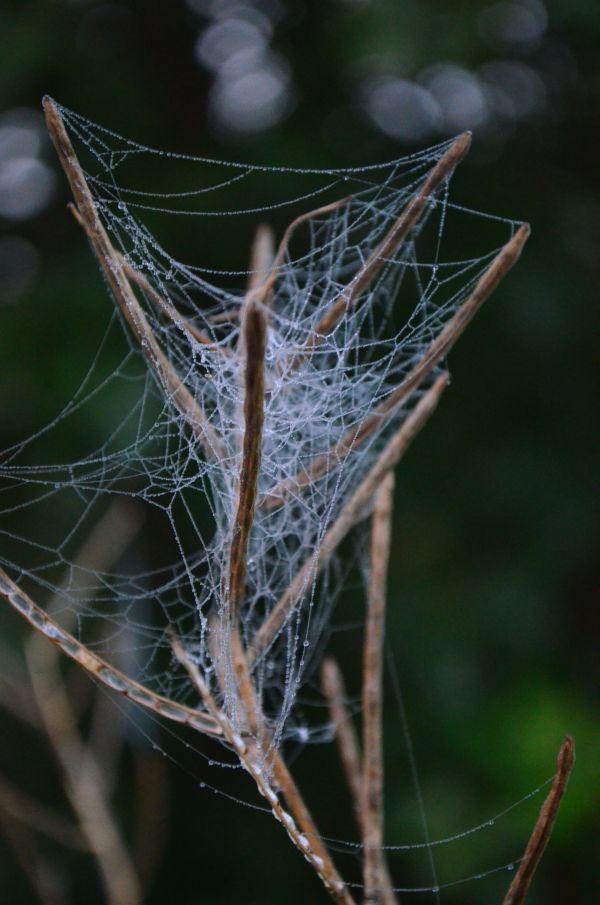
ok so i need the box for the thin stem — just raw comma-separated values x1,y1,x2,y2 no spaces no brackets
0,567,220,737
250,196,352,306
247,223,275,293
69,203,220,352
321,658,363,827
249,374,448,664
503,737,575,905
304,133,471,352
171,635,356,905
226,298,267,730
229,300,267,610
43,97,224,461
261,224,529,510
362,472,394,905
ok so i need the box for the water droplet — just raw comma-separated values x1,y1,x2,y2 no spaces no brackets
118,201,127,212
54,483,60,490
303,640,309,648
507,863,514,871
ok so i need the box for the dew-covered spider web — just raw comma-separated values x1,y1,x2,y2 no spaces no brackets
0,103,538,898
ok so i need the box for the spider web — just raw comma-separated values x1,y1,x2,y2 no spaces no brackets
0,103,531,896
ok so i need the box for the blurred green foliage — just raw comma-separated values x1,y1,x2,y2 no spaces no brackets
0,1,597,903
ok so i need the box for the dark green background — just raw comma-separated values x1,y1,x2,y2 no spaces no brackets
0,2,597,903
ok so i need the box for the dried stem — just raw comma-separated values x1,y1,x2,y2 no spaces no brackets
247,223,275,293
226,298,267,729
321,658,363,826
362,473,394,905
120,256,221,352
171,635,355,905
304,133,471,351
249,374,448,663
43,97,224,461
503,737,575,905
250,197,352,306
69,202,220,353
262,224,529,510
0,567,220,737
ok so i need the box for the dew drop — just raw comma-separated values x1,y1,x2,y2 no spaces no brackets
507,863,514,872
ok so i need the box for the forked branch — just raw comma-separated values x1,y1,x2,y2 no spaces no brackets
171,635,356,905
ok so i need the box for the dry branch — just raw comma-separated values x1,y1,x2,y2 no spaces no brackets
0,567,220,737
503,737,575,905
43,97,224,461
362,473,395,905
171,635,356,905
247,223,275,293
321,658,363,825
305,132,471,351
226,298,267,730
262,223,529,510
249,374,448,663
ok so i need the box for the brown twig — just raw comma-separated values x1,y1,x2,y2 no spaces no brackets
503,736,575,905
247,223,275,293
303,133,471,353
171,634,356,905
226,298,267,730
249,374,448,664
321,657,363,826
0,567,220,737
250,197,352,306
43,97,225,461
69,203,221,353
261,224,529,510
362,473,395,905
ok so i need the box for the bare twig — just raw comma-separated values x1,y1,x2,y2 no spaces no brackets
249,374,448,663
43,97,224,461
362,473,394,905
304,133,471,351
171,634,356,905
247,223,275,293
229,300,267,611
262,224,529,510
250,197,352,306
226,298,267,730
503,737,575,905
0,567,220,737
321,658,363,826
